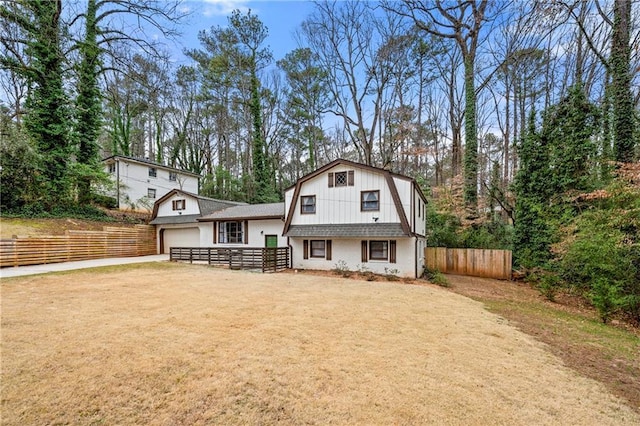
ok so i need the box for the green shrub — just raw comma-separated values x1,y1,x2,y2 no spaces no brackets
424,268,450,287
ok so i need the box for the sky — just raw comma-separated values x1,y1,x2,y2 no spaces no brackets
175,0,318,64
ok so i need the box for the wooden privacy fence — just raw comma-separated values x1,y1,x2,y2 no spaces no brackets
170,247,290,273
425,247,512,280
0,225,156,268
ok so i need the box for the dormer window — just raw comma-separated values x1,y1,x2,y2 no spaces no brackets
328,170,354,187
149,167,157,178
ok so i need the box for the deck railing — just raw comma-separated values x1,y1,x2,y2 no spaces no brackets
169,247,290,273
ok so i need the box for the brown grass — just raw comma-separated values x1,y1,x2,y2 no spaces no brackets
2,263,639,425
445,274,640,413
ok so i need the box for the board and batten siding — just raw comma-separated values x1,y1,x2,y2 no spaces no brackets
155,193,200,217
286,166,401,226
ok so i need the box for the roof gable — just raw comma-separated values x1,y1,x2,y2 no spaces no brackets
150,189,246,220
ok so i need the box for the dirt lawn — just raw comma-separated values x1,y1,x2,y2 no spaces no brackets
2,263,638,425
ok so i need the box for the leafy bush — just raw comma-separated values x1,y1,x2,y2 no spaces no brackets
424,268,450,287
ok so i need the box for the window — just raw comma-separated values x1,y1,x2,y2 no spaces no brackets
361,190,380,211
362,240,396,263
218,221,244,244
310,240,325,258
147,188,156,199
303,240,332,260
108,163,116,173
370,240,388,260
328,170,354,187
169,171,177,181
301,195,316,214
172,199,186,210
149,167,157,177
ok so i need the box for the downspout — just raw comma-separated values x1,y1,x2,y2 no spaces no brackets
116,158,120,209
415,236,418,279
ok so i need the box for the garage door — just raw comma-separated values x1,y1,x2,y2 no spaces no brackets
162,227,200,253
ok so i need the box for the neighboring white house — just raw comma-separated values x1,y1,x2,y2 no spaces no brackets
149,189,245,253
103,155,200,212
283,159,427,278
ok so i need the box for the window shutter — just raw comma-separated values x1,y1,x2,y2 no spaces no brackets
390,240,397,263
328,172,334,187
303,240,309,259
183,199,186,209
244,220,249,244
326,240,332,261
361,240,368,263
213,222,218,243
172,200,176,210
348,170,354,186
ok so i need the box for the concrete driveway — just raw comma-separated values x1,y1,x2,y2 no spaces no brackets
0,254,170,278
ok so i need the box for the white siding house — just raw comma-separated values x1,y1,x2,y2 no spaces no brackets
103,155,200,212
283,159,427,278
149,189,245,253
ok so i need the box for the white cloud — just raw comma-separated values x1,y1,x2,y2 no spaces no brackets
201,0,250,17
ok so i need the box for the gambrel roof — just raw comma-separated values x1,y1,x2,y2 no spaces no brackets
283,159,426,237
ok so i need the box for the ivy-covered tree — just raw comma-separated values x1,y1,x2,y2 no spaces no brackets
75,0,103,205
542,84,600,195
0,0,73,209
513,109,552,268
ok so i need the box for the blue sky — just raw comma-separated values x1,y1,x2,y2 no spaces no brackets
176,0,318,63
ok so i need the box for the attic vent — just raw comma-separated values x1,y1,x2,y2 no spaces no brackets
328,170,354,187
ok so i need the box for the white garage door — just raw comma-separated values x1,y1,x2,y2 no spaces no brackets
162,227,200,253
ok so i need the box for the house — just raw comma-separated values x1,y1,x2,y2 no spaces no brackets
103,155,200,212
149,189,245,253
153,159,427,278
283,159,427,278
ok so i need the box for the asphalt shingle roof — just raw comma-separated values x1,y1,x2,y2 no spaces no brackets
149,214,201,225
200,202,285,221
285,223,408,238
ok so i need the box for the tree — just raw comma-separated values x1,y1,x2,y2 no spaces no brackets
228,9,274,203
513,109,552,268
301,1,387,166
277,48,329,175
542,84,600,195
390,0,491,218
610,0,635,162
1,0,73,208
75,0,103,205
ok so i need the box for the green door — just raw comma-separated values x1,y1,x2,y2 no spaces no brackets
265,235,278,248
